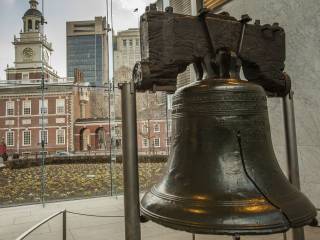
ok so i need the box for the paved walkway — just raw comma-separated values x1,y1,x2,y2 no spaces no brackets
0,196,319,240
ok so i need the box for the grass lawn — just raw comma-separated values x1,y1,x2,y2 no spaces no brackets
0,162,166,207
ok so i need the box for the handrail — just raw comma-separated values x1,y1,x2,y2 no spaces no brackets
16,209,66,240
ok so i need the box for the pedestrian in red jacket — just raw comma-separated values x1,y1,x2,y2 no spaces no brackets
0,137,8,161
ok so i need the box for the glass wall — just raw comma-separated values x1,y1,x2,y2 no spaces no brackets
0,0,172,208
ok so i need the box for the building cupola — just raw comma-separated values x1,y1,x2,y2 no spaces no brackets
23,0,42,32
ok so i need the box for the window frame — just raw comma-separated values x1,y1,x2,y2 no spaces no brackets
6,101,15,116
153,138,161,148
56,99,65,114
142,124,148,134
23,130,31,146
56,129,65,145
39,99,48,115
154,123,160,133
6,131,14,147
142,138,149,148
23,100,31,115
22,73,29,80
39,129,48,145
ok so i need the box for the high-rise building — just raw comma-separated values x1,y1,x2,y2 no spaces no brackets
66,17,108,86
114,28,140,84
5,0,60,83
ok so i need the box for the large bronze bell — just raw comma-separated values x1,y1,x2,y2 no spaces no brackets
140,78,316,235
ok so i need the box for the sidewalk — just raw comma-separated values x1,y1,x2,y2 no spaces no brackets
0,196,319,240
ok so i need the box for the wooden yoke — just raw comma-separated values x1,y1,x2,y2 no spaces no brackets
133,4,290,96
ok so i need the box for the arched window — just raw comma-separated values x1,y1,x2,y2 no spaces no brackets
35,20,40,30
24,20,27,32
28,19,32,31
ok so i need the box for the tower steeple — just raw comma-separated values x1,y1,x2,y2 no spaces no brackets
29,0,39,9
23,0,42,33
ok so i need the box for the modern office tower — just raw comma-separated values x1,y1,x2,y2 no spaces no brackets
66,17,108,86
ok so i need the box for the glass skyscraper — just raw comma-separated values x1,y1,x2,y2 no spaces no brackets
66,17,108,86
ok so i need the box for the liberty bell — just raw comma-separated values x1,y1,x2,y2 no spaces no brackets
133,7,317,236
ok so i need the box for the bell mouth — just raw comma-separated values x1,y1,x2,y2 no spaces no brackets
141,190,291,235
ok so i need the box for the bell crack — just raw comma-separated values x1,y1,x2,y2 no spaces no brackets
236,130,292,227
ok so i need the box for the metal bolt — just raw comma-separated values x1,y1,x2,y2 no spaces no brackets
165,6,173,13
240,14,252,23
150,3,157,11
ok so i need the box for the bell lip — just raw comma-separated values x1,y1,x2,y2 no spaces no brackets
140,206,291,235
141,189,317,235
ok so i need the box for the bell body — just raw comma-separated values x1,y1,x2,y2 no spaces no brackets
141,79,316,235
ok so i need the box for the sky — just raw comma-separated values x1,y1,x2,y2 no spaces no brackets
0,0,155,79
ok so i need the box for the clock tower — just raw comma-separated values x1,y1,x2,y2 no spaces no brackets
6,0,59,82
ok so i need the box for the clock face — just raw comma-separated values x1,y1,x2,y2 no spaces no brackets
23,48,33,58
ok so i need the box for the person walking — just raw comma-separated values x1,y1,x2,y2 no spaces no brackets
0,137,8,162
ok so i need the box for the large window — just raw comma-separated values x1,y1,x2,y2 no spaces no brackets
142,124,148,134
23,100,31,115
39,130,48,145
22,73,29,80
39,99,48,114
6,131,14,147
6,101,14,116
153,138,160,148
154,123,160,133
56,129,65,145
142,138,149,148
23,130,31,146
56,99,65,114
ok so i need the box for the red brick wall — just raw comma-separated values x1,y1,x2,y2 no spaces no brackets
0,93,72,155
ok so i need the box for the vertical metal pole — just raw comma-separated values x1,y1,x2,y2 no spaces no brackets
121,82,141,240
62,210,67,240
233,235,240,240
282,91,305,240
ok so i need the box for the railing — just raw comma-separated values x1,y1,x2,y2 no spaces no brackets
13,207,320,240
15,209,124,240
16,209,67,240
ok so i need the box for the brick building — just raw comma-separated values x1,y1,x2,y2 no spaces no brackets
74,118,170,155
0,81,90,155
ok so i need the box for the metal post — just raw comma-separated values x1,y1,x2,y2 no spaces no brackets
233,235,240,240
282,91,305,240
121,82,141,240
62,210,67,240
